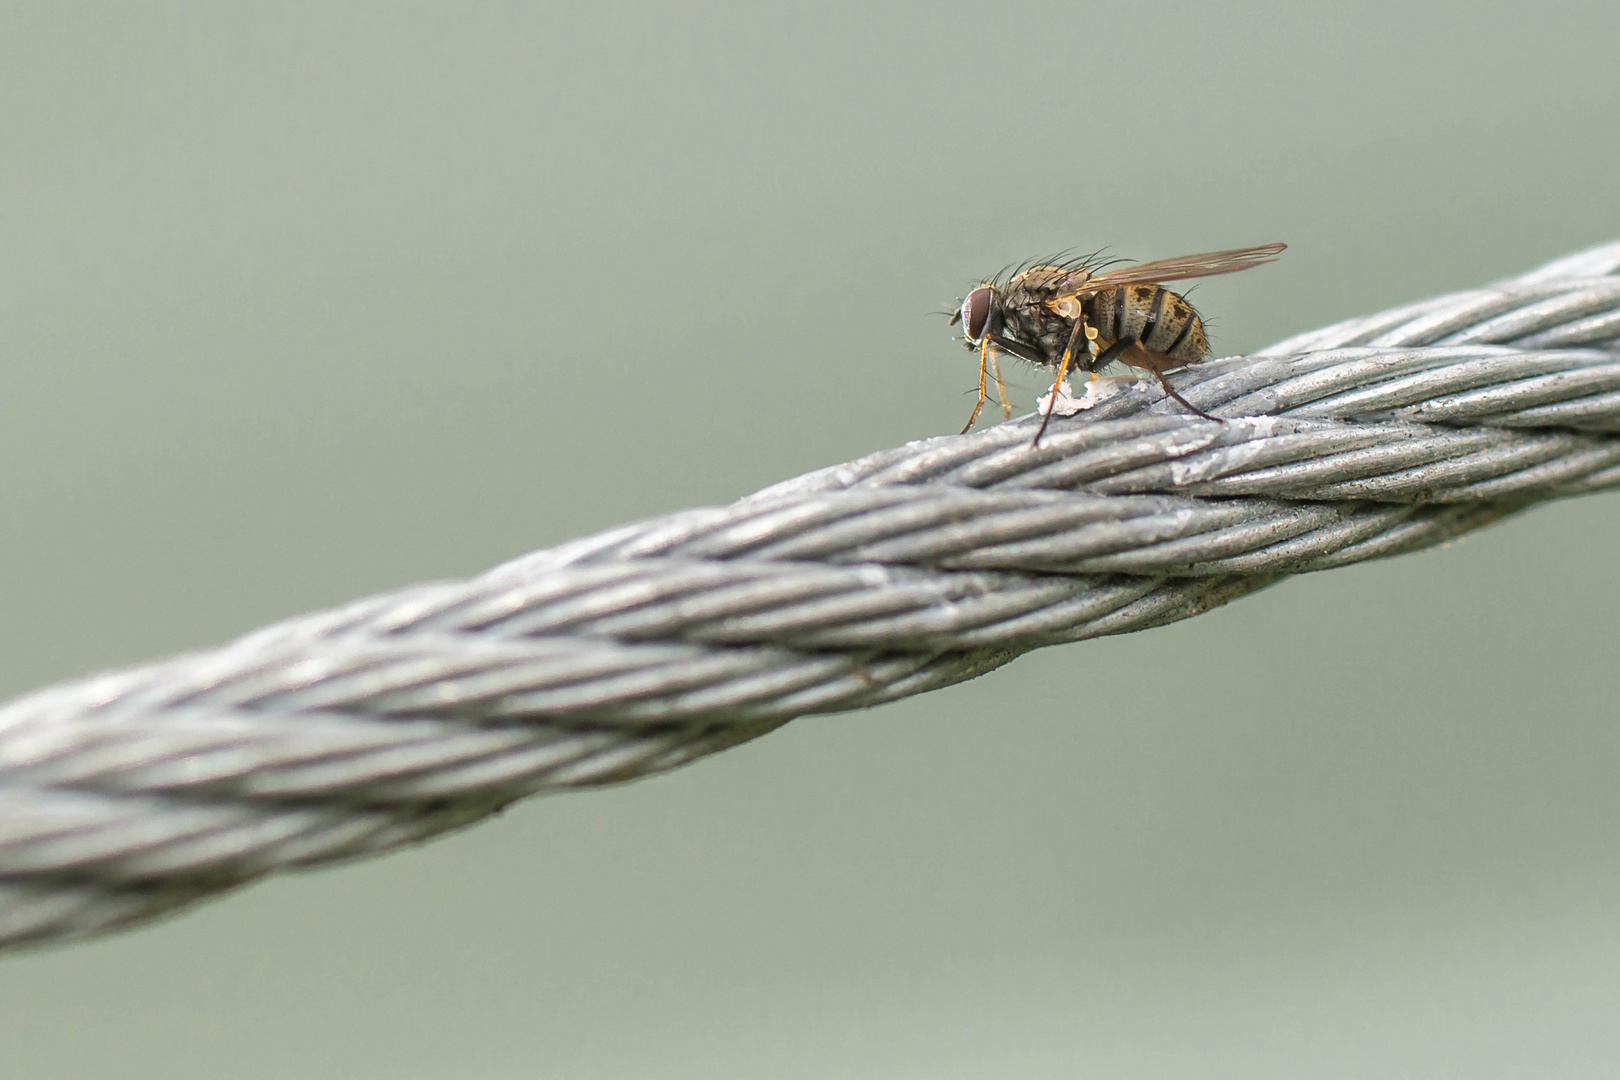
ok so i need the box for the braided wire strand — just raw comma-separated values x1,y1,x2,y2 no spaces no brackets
2,241,1618,950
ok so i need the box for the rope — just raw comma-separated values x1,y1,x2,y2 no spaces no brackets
3,241,1618,951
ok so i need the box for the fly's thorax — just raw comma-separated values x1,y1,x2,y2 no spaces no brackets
980,266,1073,365
1005,265,1070,295
1087,285,1209,363
998,300,1073,366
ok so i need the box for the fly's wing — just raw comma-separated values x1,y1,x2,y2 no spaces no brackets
1058,243,1285,293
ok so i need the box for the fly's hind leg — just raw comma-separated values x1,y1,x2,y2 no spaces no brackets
1109,340,1222,422
1151,367,1219,421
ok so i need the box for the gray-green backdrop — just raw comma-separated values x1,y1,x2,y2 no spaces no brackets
3,2,1619,1076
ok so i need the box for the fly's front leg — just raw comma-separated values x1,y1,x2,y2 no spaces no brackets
989,350,1011,421
960,338,992,434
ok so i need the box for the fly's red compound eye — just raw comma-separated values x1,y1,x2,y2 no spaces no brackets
961,287,992,344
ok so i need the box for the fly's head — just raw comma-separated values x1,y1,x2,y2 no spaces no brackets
948,285,1000,350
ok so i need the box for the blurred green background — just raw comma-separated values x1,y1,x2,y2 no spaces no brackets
3,2,1619,1076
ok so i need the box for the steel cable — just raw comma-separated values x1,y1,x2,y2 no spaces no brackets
2,241,1618,950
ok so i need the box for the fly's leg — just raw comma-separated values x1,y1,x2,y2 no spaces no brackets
1085,322,1102,383
989,350,1011,421
1091,337,1134,368
1032,316,1092,447
1098,338,1221,422
960,337,991,434
1149,366,1220,421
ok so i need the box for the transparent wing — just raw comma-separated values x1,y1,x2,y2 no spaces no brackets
1060,243,1286,292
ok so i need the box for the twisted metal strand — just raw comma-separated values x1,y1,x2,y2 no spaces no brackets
1,242,1617,950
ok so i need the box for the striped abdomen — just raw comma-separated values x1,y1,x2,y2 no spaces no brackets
1087,284,1209,364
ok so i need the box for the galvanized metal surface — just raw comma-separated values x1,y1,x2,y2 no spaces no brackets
2,242,1617,951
